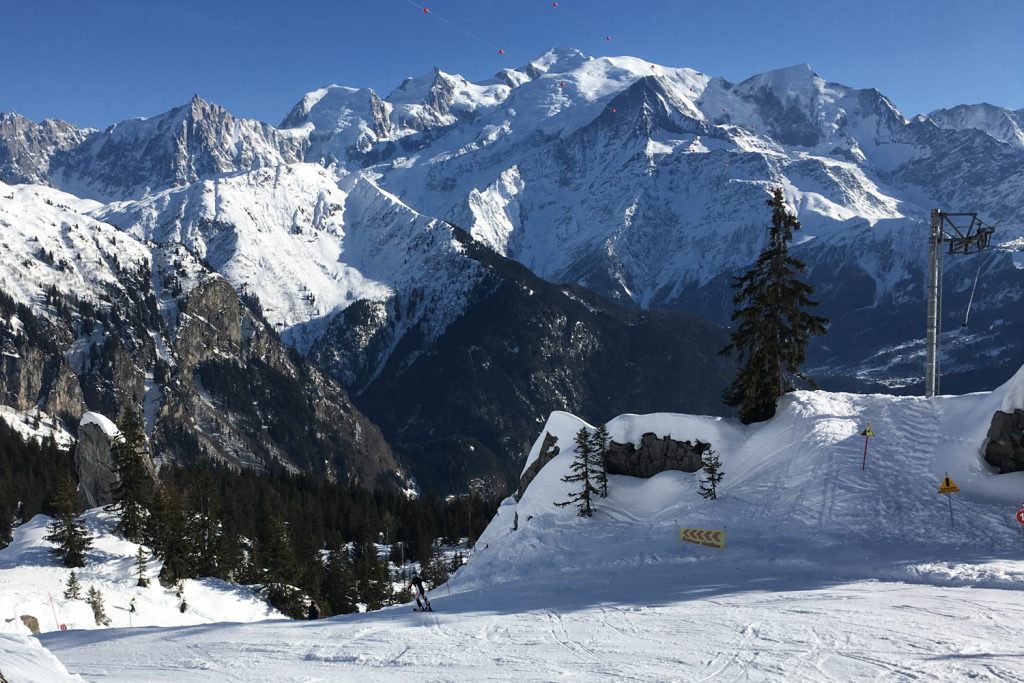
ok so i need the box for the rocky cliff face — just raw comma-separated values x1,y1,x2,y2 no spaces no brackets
75,420,117,508
0,113,90,186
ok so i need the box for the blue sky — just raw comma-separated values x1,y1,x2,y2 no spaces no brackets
3,0,1022,128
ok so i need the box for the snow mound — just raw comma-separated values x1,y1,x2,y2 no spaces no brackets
0,509,282,636
0,634,83,682
464,374,1024,593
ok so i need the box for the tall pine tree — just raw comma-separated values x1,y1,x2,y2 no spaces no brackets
720,188,828,423
148,482,198,587
555,427,601,517
106,410,154,541
45,473,92,567
322,545,358,616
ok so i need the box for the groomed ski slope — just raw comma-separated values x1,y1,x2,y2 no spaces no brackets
37,368,1024,682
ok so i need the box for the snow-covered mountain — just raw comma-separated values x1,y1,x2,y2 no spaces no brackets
928,102,1024,148
0,182,401,484
2,48,1024,486
28,364,1024,681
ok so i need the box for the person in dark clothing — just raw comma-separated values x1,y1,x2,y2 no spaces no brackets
307,600,321,620
409,572,431,611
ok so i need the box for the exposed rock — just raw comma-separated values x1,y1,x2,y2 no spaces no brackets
0,346,45,411
19,614,40,635
604,433,710,478
42,360,85,427
984,409,1024,473
516,432,559,499
174,276,242,370
75,419,117,508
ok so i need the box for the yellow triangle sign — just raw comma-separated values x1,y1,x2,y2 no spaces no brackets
938,474,960,495
861,423,874,437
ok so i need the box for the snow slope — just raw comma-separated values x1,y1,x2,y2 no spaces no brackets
0,509,282,639
0,635,83,683
37,369,1024,681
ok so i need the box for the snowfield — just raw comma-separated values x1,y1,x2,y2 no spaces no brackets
14,368,1024,681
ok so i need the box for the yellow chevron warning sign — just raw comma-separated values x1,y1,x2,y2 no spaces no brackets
678,527,726,550
938,474,960,495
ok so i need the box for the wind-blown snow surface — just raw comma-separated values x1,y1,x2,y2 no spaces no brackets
39,372,1024,681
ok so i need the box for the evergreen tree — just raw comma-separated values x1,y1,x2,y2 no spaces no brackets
720,187,829,424
589,424,610,498
555,427,600,517
698,449,724,500
63,570,83,600
0,505,11,549
86,586,111,626
322,545,358,615
106,410,154,541
45,473,92,567
353,541,392,611
188,467,222,578
147,483,197,587
419,541,449,589
135,547,150,587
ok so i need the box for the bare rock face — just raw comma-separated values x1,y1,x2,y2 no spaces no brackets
516,432,559,499
0,346,45,411
75,420,117,508
984,410,1024,473
604,433,709,478
174,276,242,370
42,360,86,427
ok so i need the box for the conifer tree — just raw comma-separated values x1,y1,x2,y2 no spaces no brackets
590,424,611,498
106,410,154,542
698,449,724,501
720,187,828,423
353,541,392,611
419,541,449,589
555,427,600,517
45,473,92,567
322,545,358,615
147,483,197,587
64,570,82,600
86,586,111,626
135,547,150,587
188,468,223,578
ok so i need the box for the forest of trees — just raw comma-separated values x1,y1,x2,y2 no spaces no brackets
0,419,499,618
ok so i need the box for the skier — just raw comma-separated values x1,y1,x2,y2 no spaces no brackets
409,572,432,612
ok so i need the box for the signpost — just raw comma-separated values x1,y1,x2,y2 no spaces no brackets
678,527,726,550
1016,505,1024,545
860,423,875,470
937,473,960,527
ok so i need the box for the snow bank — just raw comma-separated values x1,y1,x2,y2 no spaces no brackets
0,510,282,637
0,635,83,682
79,411,119,439
467,375,1024,594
